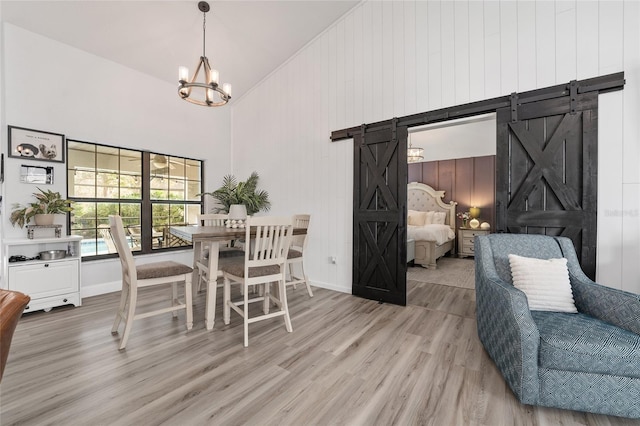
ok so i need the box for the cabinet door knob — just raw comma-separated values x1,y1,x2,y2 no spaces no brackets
63,298,68,303
44,263,50,267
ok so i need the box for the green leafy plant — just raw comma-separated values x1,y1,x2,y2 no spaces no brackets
200,172,271,215
10,187,74,228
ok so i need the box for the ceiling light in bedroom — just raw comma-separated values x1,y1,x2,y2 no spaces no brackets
407,133,424,163
178,1,232,107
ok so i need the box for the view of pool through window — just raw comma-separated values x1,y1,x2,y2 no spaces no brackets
67,141,202,258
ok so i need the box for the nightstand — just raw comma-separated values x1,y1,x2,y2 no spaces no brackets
458,228,490,258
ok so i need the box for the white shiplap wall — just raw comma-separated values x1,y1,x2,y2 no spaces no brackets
233,0,640,294
1,24,232,296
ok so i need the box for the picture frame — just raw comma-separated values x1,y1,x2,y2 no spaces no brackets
8,125,65,163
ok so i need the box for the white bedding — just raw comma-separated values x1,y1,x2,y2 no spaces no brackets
407,224,455,245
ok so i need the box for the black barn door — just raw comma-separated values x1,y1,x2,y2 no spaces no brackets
496,92,598,279
353,122,408,305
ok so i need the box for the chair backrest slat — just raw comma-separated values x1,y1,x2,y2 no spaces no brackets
198,213,228,227
291,214,310,251
245,217,292,268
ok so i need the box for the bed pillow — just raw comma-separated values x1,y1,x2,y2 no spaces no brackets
508,254,578,313
431,211,446,225
408,210,427,226
424,211,435,225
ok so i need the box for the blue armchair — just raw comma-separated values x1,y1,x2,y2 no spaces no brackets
474,234,640,419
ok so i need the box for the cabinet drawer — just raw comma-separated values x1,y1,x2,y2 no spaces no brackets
24,293,81,313
8,260,79,299
461,230,487,238
462,237,478,247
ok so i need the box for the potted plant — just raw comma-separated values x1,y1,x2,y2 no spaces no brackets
10,187,74,228
200,172,271,216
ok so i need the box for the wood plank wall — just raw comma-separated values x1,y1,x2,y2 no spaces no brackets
409,156,495,229
231,1,640,294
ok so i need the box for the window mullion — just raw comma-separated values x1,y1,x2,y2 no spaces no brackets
141,152,152,253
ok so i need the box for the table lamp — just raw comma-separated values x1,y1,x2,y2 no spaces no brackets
469,206,481,219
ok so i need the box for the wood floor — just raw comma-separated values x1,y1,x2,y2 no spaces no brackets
1,273,636,425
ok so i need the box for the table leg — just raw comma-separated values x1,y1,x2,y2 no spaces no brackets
192,240,202,299
205,241,220,331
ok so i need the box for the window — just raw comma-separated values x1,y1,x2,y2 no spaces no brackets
67,140,203,259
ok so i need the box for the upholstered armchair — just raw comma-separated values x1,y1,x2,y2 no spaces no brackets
1,289,30,382
474,234,640,419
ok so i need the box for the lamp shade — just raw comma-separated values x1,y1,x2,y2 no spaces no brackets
228,204,247,220
469,206,481,219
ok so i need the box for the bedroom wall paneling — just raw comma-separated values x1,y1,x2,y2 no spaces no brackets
232,0,639,295
409,156,496,229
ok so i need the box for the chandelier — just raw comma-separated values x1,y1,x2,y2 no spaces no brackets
178,1,231,107
407,133,424,163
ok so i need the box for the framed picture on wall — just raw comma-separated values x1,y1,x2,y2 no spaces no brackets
8,125,65,163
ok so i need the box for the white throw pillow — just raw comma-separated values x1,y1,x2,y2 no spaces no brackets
432,211,446,225
408,210,427,226
508,254,577,313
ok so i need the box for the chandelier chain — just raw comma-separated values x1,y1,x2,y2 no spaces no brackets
202,11,206,58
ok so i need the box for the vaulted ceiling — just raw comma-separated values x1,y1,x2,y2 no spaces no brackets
1,1,358,101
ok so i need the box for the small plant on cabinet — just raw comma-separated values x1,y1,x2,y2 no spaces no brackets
9,187,74,228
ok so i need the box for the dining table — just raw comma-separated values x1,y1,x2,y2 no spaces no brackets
169,224,307,330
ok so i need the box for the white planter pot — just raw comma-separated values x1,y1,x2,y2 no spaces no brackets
34,214,55,226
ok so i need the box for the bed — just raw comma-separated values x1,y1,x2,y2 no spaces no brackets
407,182,457,269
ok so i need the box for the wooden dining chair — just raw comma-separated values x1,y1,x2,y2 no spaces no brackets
286,214,313,297
109,215,193,350
194,213,244,294
195,214,227,293
221,216,294,347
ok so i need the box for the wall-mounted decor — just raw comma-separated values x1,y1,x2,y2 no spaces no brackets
20,164,54,184
8,125,65,163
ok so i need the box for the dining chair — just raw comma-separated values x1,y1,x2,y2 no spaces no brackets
98,225,118,254
195,214,227,293
221,216,294,347
109,215,193,350
195,213,244,294
286,214,313,297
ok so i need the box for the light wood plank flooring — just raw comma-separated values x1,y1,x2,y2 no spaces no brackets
1,274,636,425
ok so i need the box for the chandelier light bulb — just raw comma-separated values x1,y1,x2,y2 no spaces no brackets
179,66,189,82
210,69,219,85
222,83,232,96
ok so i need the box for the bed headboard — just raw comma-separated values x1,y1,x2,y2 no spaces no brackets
407,182,457,231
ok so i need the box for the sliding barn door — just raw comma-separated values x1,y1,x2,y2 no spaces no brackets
496,92,598,279
353,122,408,305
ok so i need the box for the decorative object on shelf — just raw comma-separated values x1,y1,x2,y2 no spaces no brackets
20,165,54,184
200,172,270,216
26,225,63,239
9,187,74,228
469,218,480,229
8,126,65,163
480,222,491,230
178,1,231,107
469,206,481,219
456,211,471,228
407,132,424,163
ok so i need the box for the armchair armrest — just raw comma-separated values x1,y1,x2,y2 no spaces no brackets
554,237,640,335
474,237,540,404
572,280,640,335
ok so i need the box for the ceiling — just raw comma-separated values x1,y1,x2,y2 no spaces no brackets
1,0,358,101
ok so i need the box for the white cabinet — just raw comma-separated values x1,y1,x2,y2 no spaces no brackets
3,235,82,313
458,228,490,258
